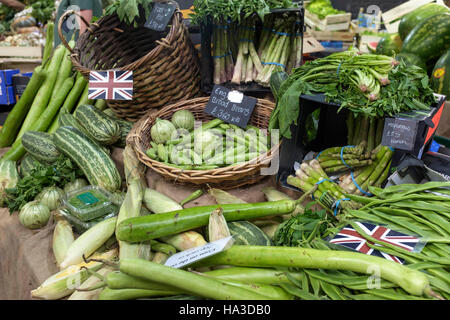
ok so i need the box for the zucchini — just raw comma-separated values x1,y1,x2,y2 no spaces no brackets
19,154,42,177
53,126,122,192
227,221,273,246
0,66,47,148
74,105,121,145
116,200,297,242
22,131,61,164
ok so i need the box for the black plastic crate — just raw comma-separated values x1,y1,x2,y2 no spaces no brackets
199,7,305,94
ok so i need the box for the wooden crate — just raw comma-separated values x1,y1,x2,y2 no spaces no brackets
382,0,436,34
0,46,42,73
305,10,352,31
308,30,356,42
303,35,325,54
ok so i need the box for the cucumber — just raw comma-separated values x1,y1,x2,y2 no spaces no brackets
102,109,133,148
227,221,273,246
74,105,121,145
401,12,450,64
22,131,61,164
53,126,122,192
19,154,42,177
59,113,111,154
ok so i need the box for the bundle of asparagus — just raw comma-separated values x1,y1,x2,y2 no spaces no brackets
286,159,362,217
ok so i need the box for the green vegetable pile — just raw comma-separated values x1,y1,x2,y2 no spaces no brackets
146,110,272,170
0,3,16,33
104,0,153,27
31,0,55,24
269,49,437,139
191,0,300,86
5,156,84,214
306,0,345,19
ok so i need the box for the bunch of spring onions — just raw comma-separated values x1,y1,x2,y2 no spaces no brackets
192,0,301,87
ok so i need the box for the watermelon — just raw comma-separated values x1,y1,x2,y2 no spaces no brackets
395,53,427,71
401,12,450,64
367,42,378,53
376,34,402,56
398,3,449,41
431,49,450,99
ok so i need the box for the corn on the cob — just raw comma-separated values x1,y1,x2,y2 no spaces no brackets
208,188,246,204
52,216,75,268
143,188,183,213
32,249,118,300
60,217,117,269
68,267,113,300
260,223,280,240
152,252,169,264
160,231,207,251
262,187,304,218
208,208,232,242
117,146,152,261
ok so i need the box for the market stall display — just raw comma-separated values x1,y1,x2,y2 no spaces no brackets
0,0,449,304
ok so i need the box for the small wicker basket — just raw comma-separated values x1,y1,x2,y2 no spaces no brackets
58,1,201,122
128,97,281,189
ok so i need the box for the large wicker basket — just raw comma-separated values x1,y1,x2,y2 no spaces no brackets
57,1,201,122
128,97,281,189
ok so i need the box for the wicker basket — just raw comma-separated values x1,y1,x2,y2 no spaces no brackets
128,97,281,189
57,2,201,122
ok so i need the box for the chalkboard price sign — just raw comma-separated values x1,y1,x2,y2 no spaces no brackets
144,2,176,32
204,85,257,129
381,118,418,151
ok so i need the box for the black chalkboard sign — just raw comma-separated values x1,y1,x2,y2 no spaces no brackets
382,118,418,151
204,85,257,129
145,2,176,32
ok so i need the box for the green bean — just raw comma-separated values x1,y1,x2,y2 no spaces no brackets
319,281,346,300
428,243,450,255
424,244,449,258
346,293,386,300
308,274,321,296
363,194,450,209
350,221,450,265
412,210,450,234
372,208,448,237
149,240,177,256
407,262,447,271
279,283,321,300
390,202,450,220
180,190,204,207
363,289,431,300
344,193,373,204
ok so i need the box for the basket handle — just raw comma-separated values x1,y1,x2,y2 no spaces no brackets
57,9,92,53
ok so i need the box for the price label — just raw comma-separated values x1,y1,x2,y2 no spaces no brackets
144,2,176,32
164,236,233,269
381,118,418,151
204,85,257,129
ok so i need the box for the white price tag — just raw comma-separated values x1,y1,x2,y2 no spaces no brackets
164,236,234,269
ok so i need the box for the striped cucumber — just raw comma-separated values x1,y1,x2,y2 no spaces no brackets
74,105,121,145
53,126,122,192
59,113,111,154
22,131,61,164
227,221,273,246
102,109,133,148
19,154,42,177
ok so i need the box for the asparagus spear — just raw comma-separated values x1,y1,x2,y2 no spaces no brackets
367,118,376,153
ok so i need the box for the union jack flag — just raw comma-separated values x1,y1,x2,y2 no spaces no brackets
88,70,133,100
329,222,421,264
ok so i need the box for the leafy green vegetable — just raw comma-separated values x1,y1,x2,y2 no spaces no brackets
104,0,153,27
5,156,84,214
269,49,436,139
306,0,345,19
273,201,336,247
31,0,55,24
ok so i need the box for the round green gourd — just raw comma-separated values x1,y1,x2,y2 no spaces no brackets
227,221,273,246
151,119,176,144
171,110,195,131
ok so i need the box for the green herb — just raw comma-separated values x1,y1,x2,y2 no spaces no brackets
5,156,84,214
273,201,335,247
104,0,153,27
31,0,55,24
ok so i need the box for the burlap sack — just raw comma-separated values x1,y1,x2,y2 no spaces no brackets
0,147,297,300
